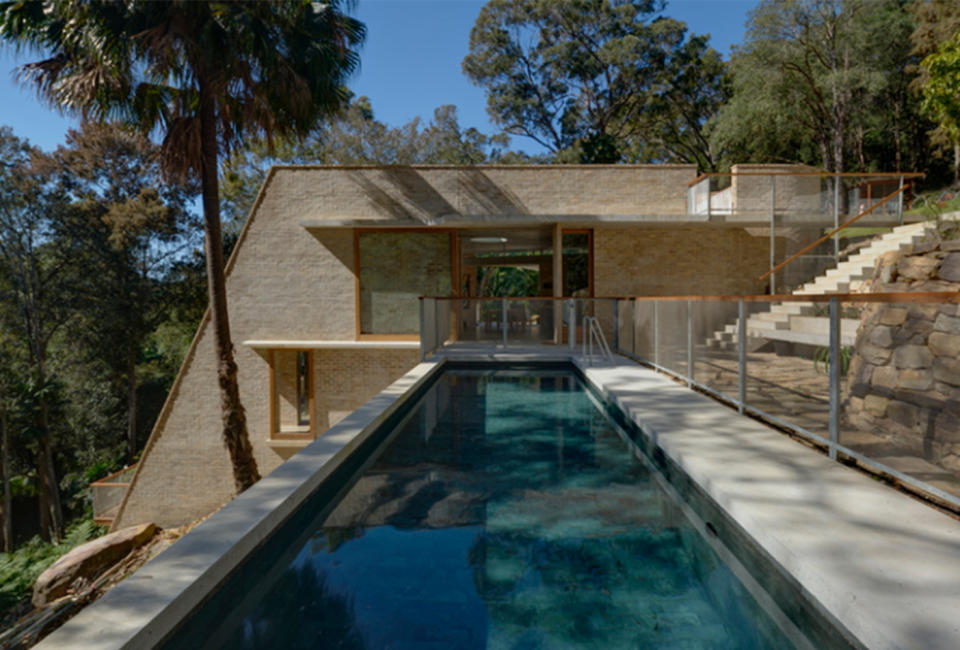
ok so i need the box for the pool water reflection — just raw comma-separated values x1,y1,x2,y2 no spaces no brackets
181,369,800,649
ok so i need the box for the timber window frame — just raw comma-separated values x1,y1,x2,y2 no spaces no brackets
267,349,315,440
353,228,458,340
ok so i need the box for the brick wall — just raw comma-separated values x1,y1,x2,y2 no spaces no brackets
594,226,781,297
114,169,421,529
282,165,698,221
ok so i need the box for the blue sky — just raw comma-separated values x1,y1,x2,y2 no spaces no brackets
0,0,755,155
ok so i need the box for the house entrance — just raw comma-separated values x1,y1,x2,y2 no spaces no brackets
456,227,593,343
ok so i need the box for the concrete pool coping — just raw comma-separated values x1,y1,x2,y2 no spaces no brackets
37,359,446,649
38,349,960,649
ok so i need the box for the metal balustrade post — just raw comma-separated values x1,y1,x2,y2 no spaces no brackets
686,300,693,387
769,176,776,295
897,175,904,225
419,298,426,361
829,297,840,460
706,178,712,218
654,301,660,366
612,299,619,352
738,299,746,414
501,298,508,346
833,173,840,263
568,299,576,350
633,298,641,357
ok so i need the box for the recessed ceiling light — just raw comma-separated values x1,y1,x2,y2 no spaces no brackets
469,236,508,243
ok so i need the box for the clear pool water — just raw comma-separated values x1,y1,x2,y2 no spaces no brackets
168,368,806,649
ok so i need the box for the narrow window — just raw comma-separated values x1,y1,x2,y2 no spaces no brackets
270,349,313,438
296,351,310,427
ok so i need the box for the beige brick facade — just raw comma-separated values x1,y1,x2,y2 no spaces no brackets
594,226,782,296
114,164,831,530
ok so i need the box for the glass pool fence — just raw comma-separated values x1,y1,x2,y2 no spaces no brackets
421,293,960,513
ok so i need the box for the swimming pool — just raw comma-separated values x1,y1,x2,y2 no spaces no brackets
160,364,836,649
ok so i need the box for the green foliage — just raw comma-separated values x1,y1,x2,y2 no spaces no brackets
0,517,104,617
478,267,540,297
814,345,853,376
462,0,727,167
920,34,960,151
713,0,934,176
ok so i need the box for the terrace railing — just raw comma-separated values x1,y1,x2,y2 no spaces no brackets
686,171,924,294
90,464,137,525
421,292,960,513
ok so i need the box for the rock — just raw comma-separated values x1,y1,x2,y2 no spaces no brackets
935,410,960,443
912,239,940,254
868,325,893,348
934,357,960,387
864,394,889,416
940,303,960,318
913,280,956,292
32,523,156,607
929,332,960,358
871,365,898,391
879,307,908,326
898,369,934,391
934,312,960,334
941,240,960,252
894,345,933,369
892,318,934,346
908,303,941,322
939,253,960,282
859,342,892,365
888,400,920,430
898,255,940,280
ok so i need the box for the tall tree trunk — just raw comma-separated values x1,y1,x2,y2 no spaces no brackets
198,78,260,494
1,402,11,553
36,363,62,542
126,343,137,463
954,142,959,185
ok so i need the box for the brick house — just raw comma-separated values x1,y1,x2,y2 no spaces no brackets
108,163,877,529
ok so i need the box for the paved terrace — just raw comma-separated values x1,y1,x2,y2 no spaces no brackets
39,345,960,649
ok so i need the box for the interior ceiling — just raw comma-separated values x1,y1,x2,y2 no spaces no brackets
458,227,554,258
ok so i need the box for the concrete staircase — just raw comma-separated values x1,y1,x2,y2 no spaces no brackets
707,221,931,351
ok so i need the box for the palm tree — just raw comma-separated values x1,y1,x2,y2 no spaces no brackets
0,1,364,493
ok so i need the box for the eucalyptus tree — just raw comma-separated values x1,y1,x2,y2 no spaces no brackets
911,0,960,182
712,0,926,175
462,0,726,166
49,122,197,463
0,128,68,541
920,34,960,182
0,1,365,493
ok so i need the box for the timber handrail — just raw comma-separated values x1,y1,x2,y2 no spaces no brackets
420,292,960,303
758,184,910,282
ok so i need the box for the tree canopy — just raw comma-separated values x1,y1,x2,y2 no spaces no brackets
0,0,366,493
462,0,727,166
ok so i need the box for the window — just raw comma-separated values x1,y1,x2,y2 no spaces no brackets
269,349,313,438
356,230,453,336
562,230,592,297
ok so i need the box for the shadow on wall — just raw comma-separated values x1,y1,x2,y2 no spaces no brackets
346,168,530,223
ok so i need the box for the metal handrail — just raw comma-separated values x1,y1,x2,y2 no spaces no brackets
758,184,912,281
687,170,924,188
581,316,613,365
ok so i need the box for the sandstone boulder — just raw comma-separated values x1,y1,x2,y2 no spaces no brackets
939,252,960,282
897,254,940,280
32,523,156,607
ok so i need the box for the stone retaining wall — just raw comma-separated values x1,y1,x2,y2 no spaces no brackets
845,233,960,469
